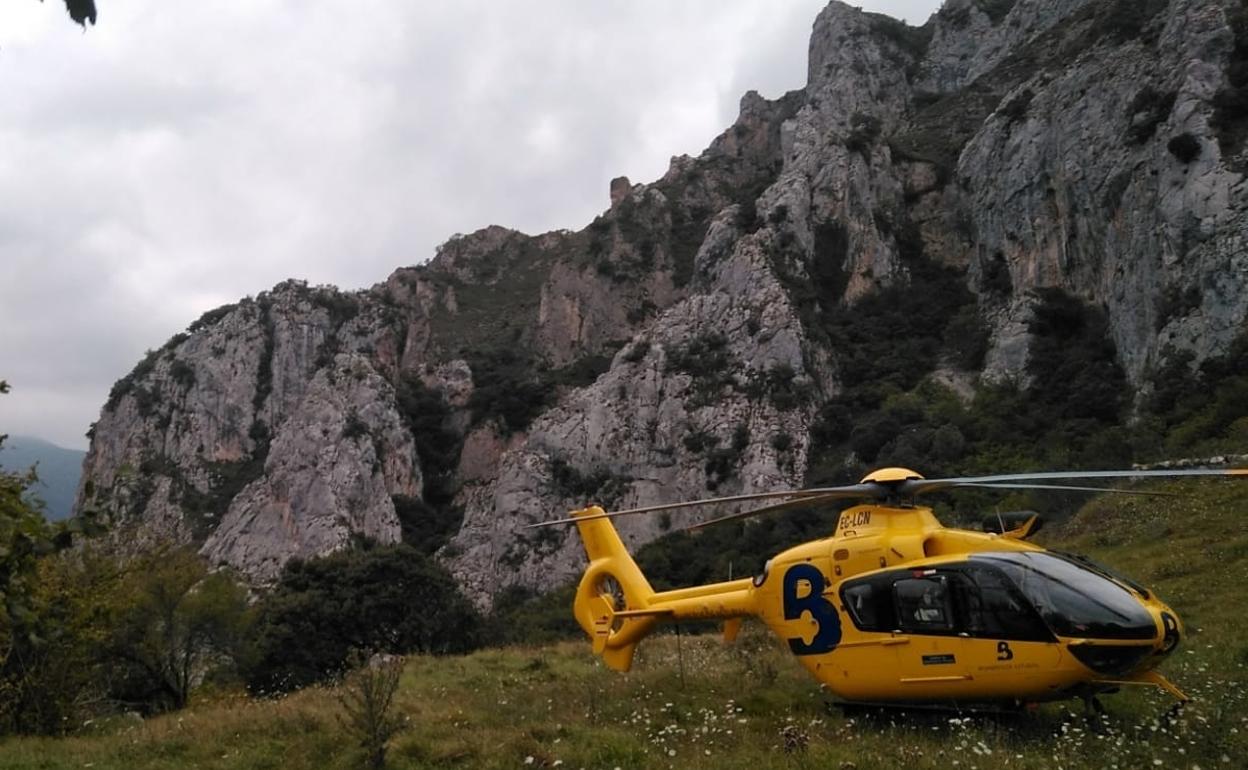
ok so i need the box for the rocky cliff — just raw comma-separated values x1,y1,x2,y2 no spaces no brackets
77,0,1248,607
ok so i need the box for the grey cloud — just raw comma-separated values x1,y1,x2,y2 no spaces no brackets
0,0,940,449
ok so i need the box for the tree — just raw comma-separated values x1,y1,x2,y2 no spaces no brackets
1,380,105,732
244,543,481,693
2,380,58,684
108,548,251,712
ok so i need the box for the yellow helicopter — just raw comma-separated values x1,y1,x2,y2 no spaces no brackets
532,466,1247,709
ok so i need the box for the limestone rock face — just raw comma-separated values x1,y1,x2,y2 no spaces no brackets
79,0,1248,605
201,354,419,581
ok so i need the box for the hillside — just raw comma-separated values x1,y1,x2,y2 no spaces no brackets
0,435,85,521
4,478,1245,769
75,0,1248,607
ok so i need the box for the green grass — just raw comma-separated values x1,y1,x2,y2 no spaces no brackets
3,480,1246,769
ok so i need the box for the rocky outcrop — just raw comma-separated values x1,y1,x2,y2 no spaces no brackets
78,0,1248,606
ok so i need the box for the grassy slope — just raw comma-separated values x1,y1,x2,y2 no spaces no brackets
2,480,1245,770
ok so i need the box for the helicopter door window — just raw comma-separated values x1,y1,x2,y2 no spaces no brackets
893,576,954,633
843,583,879,629
840,573,901,632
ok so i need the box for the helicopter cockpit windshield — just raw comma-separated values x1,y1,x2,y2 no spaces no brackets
974,552,1158,640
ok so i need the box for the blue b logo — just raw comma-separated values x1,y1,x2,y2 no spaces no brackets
782,564,841,655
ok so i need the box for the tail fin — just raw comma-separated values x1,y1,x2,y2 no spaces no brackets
571,506,668,672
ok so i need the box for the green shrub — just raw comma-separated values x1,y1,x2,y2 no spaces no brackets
1154,285,1201,331
622,339,651,363
683,429,719,454
1124,86,1176,145
337,652,404,770
244,544,481,693
704,424,750,491
976,0,1016,24
343,410,370,440
845,112,882,155
942,305,991,370
1095,0,1169,45
666,332,736,406
1026,288,1127,424
999,88,1034,125
168,359,196,388
485,584,580,646
186,302,238,333
548,458,629,508
391,495,461,555
1167,133,1201,163
465,350,552,434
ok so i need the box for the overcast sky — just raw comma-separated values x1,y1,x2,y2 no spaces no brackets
0,0,940,450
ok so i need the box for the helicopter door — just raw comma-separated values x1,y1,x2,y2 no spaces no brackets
890,567,1062,698
943,565,1062,699
890,574,976,691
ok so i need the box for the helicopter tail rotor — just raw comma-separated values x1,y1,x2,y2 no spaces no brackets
570,506,668,672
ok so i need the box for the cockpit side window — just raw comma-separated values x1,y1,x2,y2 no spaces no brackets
974,552,1157,640
840,564,1055,640
948,566,1052,642
893,576,954,633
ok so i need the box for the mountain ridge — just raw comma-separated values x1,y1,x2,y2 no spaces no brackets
76,0,1248,607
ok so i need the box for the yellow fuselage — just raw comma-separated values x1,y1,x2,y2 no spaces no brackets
574,503,1185,704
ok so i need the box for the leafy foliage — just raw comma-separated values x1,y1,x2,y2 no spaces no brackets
484,584,581,646
105,549,252,713
3,535,247,733
807,288,1139,497
999,88,1034,125
975,0,1017,25
1094,0,1169,45
1138,330,1248,458
393,375,463,549
1124,87,1177,145
844,113,881,155
1025,288,1127,424
664,332,736,407
548,458,629,508
243,544,481,693
1,381,109,733
464,349,552,434
1167,133,1202,163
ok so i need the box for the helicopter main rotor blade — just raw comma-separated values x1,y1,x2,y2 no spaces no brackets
946,482,1182,496
683,491,856,532
907,467,1247,497
524,484,878,529
521,484,883,526
526,467,1243,528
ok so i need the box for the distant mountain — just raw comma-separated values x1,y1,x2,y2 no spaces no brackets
0,435,85,521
